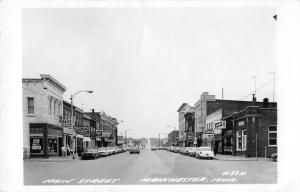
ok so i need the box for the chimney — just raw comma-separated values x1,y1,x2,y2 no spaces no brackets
263,98,269,108
92,109,95,113
252,94,257,105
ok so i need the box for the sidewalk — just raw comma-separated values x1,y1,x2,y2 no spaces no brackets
24,155,80,162
214,154,273,161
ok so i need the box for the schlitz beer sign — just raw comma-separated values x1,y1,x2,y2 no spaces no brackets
74,126,90,137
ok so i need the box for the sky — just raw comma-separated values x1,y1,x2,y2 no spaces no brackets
22,7,276,138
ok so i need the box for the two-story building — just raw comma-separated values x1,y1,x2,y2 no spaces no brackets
23,74,66,158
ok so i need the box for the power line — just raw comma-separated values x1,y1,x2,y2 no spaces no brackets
240,78,275,101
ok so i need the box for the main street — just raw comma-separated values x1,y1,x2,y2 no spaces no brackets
24,149,277,185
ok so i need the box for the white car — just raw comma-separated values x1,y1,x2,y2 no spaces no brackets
195,147,215,159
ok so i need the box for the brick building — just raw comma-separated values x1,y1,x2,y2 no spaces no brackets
202,95,276,150
62,101,84,155
223,98,277,157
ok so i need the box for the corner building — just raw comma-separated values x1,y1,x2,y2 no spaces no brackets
23,74,66,158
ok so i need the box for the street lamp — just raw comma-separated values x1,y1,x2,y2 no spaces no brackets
124,129,132,148
71,90,93,159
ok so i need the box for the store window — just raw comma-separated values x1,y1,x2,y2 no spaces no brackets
49,98,52,115
242,130,247,151
268,125,277,146
48,138,58,153
236,131,242,151
30,137,43,154
27,97,34,114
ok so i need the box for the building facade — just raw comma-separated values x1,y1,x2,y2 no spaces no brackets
168,130,179,146
23,74,66,158
177,103,193,146
184,109,195,147
229,99,277,157
62,101,85,155
193,92,216,146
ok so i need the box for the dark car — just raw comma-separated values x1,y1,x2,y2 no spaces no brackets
81,149,100,160
151,147,157,151
130,147,140,154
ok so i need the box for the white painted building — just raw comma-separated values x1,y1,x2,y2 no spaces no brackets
23,74,66,158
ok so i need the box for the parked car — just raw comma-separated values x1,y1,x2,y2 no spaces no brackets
130,147,140,154
98,148,109,157
151,147,157,151
186,147,197,157
271,153,277,162
195,147,215,159
81,149,100,160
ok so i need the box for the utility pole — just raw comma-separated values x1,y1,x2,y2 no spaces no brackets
270,72,276,102
222,87,224,100
252,76,259,96
159,134,160,148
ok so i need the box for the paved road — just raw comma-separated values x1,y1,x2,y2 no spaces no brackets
24,150,277,185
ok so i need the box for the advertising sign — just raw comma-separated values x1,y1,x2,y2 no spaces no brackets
74,126,90,136
202,134,214,141
59,116,76,128
32,138,42,150
102,132,111,138
215,121,226,129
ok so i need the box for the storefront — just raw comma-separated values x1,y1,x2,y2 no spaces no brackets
76,134,84,156
222,129,233,154
96,137,102,147
29,123,63,158
202,134,214,150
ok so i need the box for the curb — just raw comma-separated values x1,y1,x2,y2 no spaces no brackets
214,158,273,161
24,158,79,162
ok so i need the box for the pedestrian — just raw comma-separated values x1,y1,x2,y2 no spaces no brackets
61,146,66,157
214,145,218,156
67,145,70,156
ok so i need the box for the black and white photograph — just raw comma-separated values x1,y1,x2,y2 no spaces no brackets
1,0,300,192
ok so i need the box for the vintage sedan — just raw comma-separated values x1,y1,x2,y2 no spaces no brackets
186,147,197,157
98,148,109,157
195,147,215,159
81,149,100,160
129,147,140,154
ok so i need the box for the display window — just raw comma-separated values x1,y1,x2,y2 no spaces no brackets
30,137,43,154
48,138,58,153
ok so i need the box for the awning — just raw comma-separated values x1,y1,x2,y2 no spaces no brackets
83,137,91,142
76,134,84,138
63,128,75,135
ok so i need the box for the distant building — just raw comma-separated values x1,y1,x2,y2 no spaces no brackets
168,130,179,146
117,136,124,146
23,74,66,158
193,92,217,147
177,103,193,146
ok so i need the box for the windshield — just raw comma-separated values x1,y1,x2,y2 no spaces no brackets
198,147,211,151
